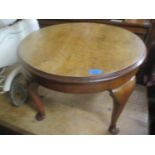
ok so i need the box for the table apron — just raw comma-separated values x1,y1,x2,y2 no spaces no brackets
25,69,138,93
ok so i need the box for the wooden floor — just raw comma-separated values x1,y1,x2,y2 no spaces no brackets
0,85,148,135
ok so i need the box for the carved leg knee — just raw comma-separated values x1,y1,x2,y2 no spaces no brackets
108,76,136,134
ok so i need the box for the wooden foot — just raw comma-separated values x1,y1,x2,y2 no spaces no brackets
108,127,119,135
108,76,136,134
36,112,45,121
27,82,45,121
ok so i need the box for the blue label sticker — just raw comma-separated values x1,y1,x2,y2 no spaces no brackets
89,69,103,75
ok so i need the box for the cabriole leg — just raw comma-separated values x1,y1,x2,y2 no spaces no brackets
108,76,136,134
27,82,45,121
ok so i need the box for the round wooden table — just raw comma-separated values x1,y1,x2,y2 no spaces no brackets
18,23,146,134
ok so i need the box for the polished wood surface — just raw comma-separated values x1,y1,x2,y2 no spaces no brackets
18,23,147,134
19,23,146,77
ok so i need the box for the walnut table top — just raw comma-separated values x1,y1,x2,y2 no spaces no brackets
19,23,146,78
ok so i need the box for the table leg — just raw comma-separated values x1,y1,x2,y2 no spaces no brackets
108,76,136,134
27,82,45,121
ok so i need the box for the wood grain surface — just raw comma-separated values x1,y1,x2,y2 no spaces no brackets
19,23,146,77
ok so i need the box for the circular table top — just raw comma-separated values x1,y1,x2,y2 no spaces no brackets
19,23,146,78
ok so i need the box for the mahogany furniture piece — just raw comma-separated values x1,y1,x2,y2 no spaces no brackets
18,23,146,134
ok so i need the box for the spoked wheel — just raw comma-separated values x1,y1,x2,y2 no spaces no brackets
9,74,28,106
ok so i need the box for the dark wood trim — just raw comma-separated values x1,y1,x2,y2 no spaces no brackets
18,56,144,93
18,42,146,85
